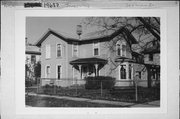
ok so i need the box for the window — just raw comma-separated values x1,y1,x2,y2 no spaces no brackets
46,66,50,78
57,65,61,79
129,64,132,79
120,65,126,79
72,42,78,57
139,72,141,79
149,54,153,61
122,44,126,56
93,41,99,56
116,44,121,56
94,48,99,56
45,45,51,59
116,41,126,57
31,55,36,63
57,44,62,57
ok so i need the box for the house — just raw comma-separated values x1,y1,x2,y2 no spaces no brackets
26,40,41,81
35,27,160,87
141,40,160,87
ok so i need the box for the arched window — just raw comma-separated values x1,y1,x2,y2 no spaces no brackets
120,65,126,79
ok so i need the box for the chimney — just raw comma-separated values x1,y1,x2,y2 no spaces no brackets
76,25,82,40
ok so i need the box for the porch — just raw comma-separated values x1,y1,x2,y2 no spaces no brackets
69,57,108,79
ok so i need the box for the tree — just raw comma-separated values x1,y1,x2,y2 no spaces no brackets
83,17,160,52
82,17,160,87
34,61,41,78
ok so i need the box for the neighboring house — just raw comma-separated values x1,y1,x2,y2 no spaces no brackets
35,27,160,87
26,43,41,81
141,40,160,87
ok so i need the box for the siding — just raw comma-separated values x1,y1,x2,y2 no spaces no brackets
41,34,68,78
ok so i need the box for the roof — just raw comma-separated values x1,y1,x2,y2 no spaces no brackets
70,57,107,65
141,42,160,54
26,45,41,55
35,27,137,47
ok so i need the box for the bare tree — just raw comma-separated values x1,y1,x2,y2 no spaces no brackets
82,17,160,81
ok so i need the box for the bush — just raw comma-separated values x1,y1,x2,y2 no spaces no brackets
85,76,115,90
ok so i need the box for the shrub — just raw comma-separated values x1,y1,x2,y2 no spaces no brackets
85,76,115,90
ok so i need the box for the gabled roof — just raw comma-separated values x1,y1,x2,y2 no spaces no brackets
141,41,160,54
35,27,137,47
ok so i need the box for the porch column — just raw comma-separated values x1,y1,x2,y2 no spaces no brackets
94,64,99,76
72,65,75,84
126,63,129,80
147,67,152,88
78,65,82,79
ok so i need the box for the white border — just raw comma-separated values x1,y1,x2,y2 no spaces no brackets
15,9,167,115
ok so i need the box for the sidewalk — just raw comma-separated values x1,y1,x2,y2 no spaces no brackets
26,93,160,107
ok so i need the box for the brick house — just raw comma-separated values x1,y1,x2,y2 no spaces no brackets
35,27,160,87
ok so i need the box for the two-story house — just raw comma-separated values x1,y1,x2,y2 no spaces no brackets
35,27,158,87
141,40,160,87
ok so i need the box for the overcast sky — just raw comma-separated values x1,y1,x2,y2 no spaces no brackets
26,17,89,44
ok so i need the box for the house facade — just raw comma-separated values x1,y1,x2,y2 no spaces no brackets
35,27,160,87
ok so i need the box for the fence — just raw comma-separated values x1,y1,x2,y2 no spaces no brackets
26,77,160,102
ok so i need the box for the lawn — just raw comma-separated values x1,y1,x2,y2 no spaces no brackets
26,95,125,107
26,85,160,103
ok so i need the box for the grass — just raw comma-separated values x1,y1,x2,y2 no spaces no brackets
26,85,160,103
26,95,125,107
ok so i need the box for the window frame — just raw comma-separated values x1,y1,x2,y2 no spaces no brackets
72,42,78,57
56,64,62,80
45,65,50,78
93,41,100,56
56,43,62,58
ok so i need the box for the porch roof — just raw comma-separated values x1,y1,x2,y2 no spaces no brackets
70,57,108,65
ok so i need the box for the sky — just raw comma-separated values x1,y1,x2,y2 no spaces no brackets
26,17,91,44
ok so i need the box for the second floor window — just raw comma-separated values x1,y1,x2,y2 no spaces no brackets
122,44,126,56
116,44,121,56
93,41,99,56
94,48,99,56
57,44,62,57
73,42,78,57
149,54,153,61
116,41,126,57
45,44,51,59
